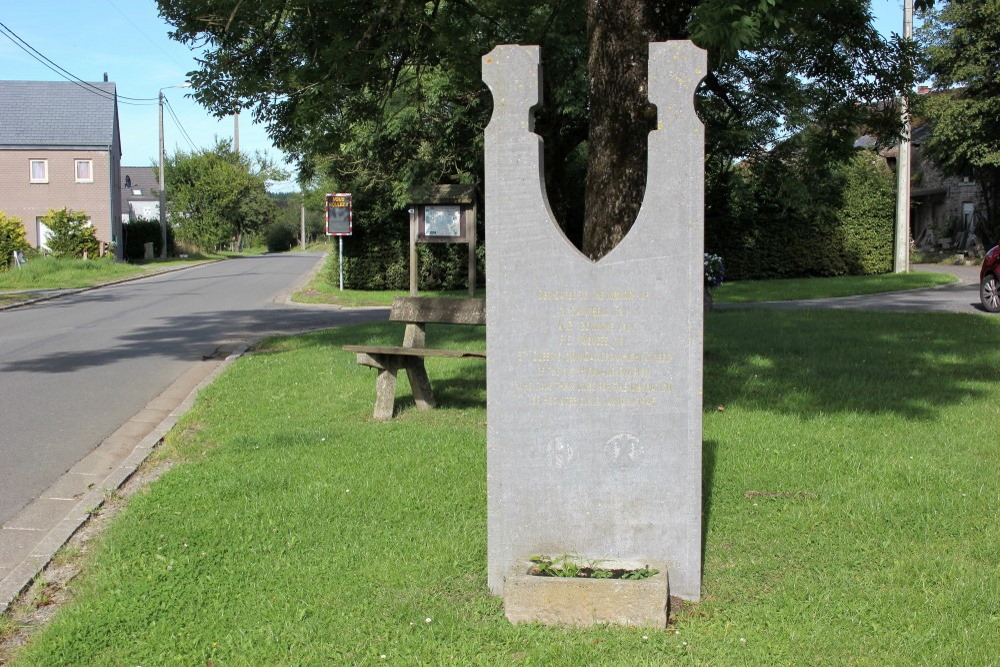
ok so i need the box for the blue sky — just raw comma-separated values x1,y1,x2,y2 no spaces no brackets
0,1,298,190
1,1,916,193
871,0,917,40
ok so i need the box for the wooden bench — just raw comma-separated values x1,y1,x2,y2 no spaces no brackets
343,296,486,420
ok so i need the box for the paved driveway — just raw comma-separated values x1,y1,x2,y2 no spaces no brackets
719,263,990,315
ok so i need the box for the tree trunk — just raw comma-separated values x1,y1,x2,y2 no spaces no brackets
582,0,685,259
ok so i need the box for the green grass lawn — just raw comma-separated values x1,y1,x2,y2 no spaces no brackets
0,256,221,292
5,310,998,664
298,252,958,307
0,257,152,290
713,271,956,303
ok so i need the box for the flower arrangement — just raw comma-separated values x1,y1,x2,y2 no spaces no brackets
704,253,725,289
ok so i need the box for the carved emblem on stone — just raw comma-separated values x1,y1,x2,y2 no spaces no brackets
604,433,643,471
546,437,575,469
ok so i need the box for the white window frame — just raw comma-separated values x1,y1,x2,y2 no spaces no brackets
963,202,976,232
75,159,94,183
36,217,52,251
29,159,48,183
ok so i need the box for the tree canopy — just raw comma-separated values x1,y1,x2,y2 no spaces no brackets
159,141,284,251
919,0,1000,246
158,0,916,266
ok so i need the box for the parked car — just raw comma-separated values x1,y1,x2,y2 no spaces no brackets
980,245,1000,312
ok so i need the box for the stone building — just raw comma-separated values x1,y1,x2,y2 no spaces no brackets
906,124,986,252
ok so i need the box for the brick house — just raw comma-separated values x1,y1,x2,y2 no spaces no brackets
0,80,123,258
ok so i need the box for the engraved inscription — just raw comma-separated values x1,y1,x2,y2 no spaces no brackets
515,290,676,410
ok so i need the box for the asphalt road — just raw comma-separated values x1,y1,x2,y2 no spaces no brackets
0,254,386,525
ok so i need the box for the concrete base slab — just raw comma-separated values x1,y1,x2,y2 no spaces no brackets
127,408,172,425
40,473,102,502
503,560,669,628
70,435,141,477
0,529,42,575
1,498,78,531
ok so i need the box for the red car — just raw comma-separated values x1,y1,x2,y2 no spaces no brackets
981,245,1000,312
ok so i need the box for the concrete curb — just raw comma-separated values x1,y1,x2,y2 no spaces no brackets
0,343,248,614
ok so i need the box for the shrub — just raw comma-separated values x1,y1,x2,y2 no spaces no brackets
0,210,29,270
41,208,99,259
266,224,298,252
704,253,725,288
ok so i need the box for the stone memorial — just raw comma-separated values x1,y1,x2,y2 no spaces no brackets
483,41,706,607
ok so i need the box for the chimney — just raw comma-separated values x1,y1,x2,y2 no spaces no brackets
103,72,109,82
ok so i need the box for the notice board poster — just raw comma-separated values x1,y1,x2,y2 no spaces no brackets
325,193,352,236
423,205,463,238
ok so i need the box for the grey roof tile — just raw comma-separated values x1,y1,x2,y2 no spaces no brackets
0,80,118,147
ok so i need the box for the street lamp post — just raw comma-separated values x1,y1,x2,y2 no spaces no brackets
158,83,190,259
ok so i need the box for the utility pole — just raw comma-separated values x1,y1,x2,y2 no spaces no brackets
234,111,240,153
158,83,190,259
301,194,306,251
158,91,166,258
894,0,913,273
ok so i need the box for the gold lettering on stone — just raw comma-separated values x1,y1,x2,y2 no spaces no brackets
516,292,675,410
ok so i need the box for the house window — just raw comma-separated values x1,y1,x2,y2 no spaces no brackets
75,159,93,183
30,159,48,183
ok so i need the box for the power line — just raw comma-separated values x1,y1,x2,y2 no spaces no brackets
165,98,198,151
163,96,198,152
103,0,188,70
0,20,158,105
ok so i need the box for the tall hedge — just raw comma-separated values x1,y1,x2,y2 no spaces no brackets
705,146,894,280
122,220,175,261
837,151,895,274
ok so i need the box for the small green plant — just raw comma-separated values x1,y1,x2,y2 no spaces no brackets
101,487,123,505
528,555,659,580
28,574,57,609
